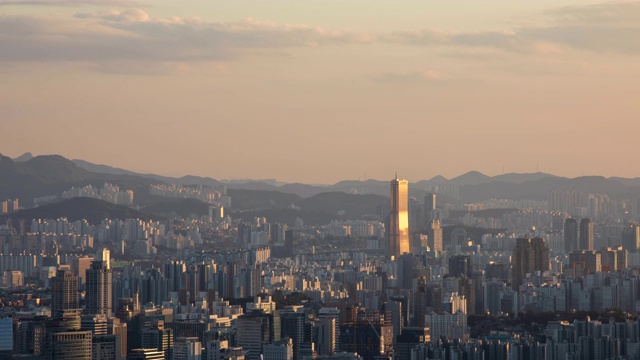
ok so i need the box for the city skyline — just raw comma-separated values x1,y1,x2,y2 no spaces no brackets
1,0,639,183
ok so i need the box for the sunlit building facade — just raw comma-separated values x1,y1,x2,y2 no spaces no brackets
389,176,410,258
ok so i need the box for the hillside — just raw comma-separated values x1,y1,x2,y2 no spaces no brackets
0,154,166,205
0,197,158,225
227,189,302,210
296,192,387,218
141,198,211,218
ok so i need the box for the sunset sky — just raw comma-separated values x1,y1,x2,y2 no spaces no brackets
1,0,639,183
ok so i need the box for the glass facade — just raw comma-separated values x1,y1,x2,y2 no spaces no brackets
390,177,410,258
0,317,13,352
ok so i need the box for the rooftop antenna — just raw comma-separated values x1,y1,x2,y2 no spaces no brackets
395,172,398,179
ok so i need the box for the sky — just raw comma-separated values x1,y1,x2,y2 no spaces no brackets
1,0,639,183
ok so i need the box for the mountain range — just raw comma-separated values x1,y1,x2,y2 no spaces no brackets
4,152,640,211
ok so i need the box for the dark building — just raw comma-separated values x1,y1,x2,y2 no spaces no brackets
51,268,79,316
339,318,391,360
395,327,430,360
579,218,594,251
564,218,578,252
280,308,306,360
141,320,174,360
236,310,280,360
511,238,550,290
622,225,640,252
85,258,113,316
485,262,507,281
448,255,471,278
12,317,46,357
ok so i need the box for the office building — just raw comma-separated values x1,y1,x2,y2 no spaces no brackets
280,308,306,360
85,251,113,316
0,317,13,354
142,320,174,360
93,334,119,360
48,330,93,360
45,310,92,360
51,267,79,316
264,338,294,360
174,337,202,360
237,310,280,360
389,175,410,258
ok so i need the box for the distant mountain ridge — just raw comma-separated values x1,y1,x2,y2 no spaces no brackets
7,153,640,203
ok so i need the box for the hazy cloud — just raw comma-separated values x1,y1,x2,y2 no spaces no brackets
548,1,640,26
0,9,373,67
1,1,639,73
385,1,640,54
0,0,142,6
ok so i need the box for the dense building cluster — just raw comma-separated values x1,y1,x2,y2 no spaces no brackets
3,176,640,360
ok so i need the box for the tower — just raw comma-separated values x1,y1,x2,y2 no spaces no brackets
389,175,410,258
564,218,578,252
85,249,113,316
427,220,443,252
51,268,79,316
579,218,594,250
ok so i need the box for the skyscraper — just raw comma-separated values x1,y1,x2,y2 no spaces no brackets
85,249,113,316
564,218,578,252
511,237,550,290
51,267,79,316
622,225,640,252
427,220,443,252
389,175,410,258
449,255,471,278
579,218,594,250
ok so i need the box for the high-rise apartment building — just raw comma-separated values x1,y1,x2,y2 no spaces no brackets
564,218,578,252
85,249,113,316
51,267,79,316
389,176,410,258
579,218,594,250
570,250,601,275
511,238,550,290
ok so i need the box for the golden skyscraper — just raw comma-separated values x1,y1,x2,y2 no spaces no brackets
389,175,410,258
